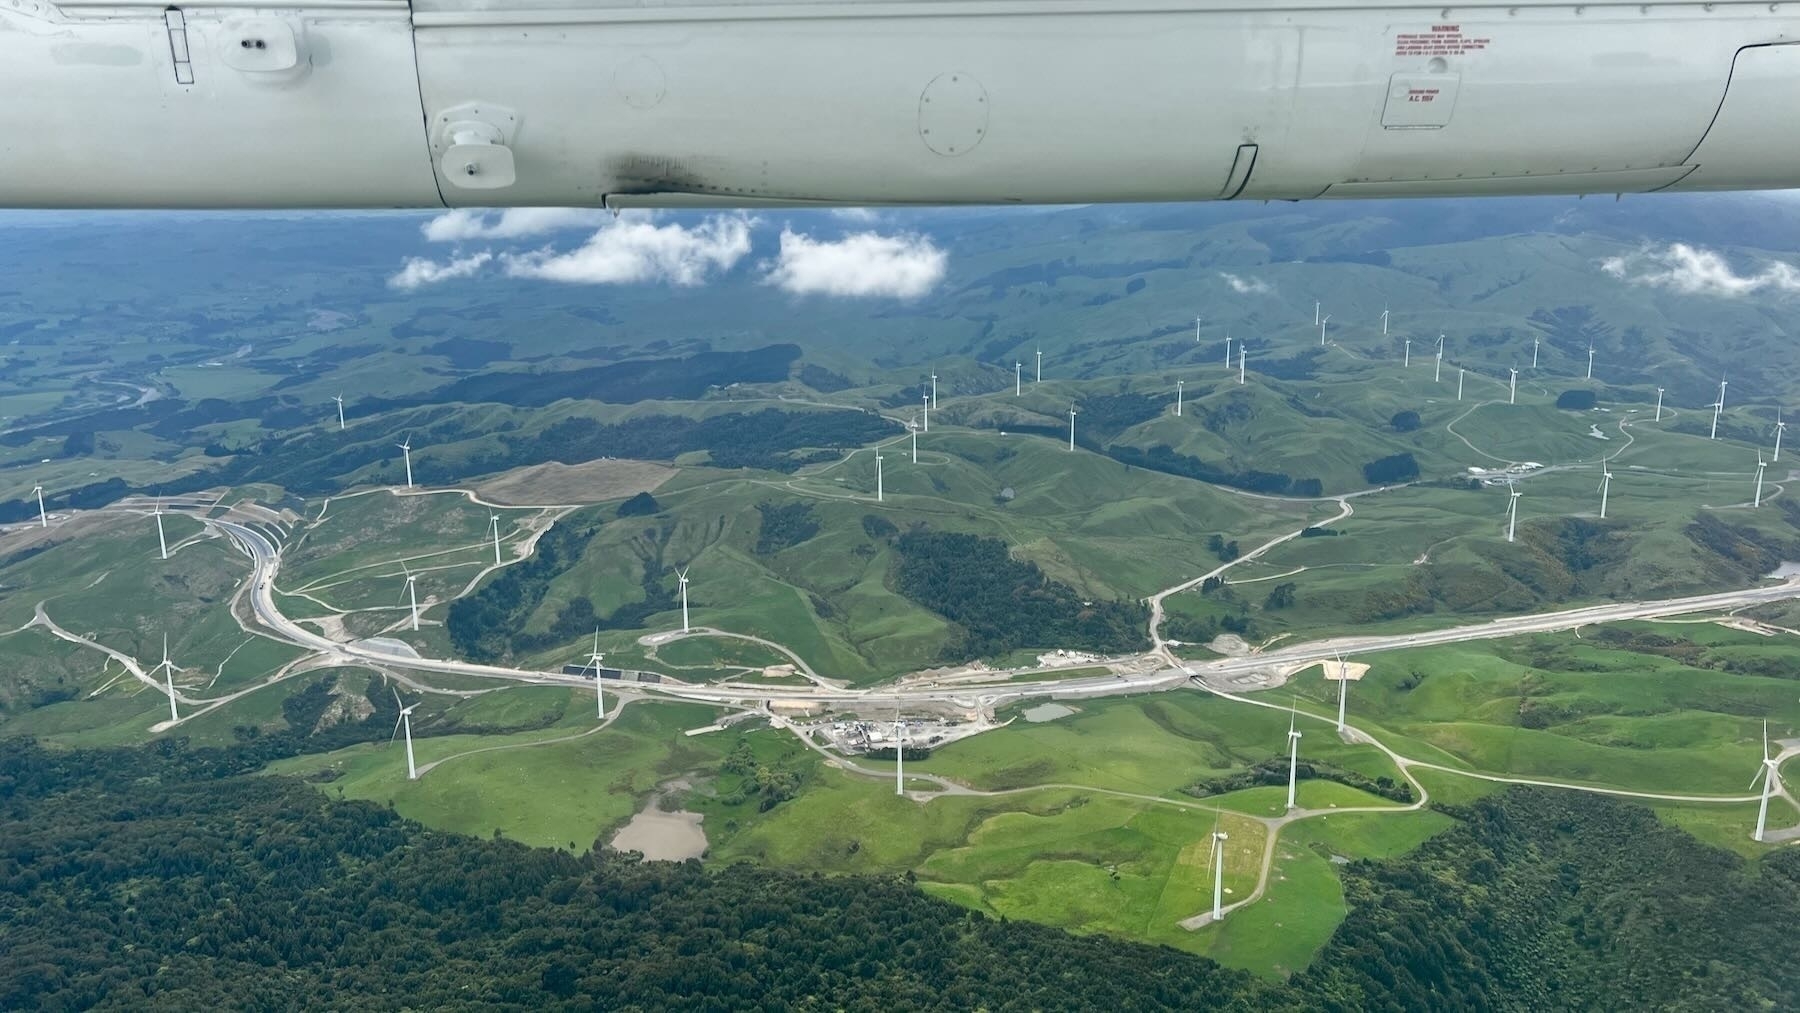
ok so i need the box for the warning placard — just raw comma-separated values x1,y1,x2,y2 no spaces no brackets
1394,24,1492,56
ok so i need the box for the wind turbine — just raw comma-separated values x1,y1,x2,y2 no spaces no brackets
1223,332,1232,369
1209,816,1224,928
1067,405,1078,452
1035,347,1042,384
1654,387,1665,423
1434,334,1444,383
1333,650,1350,732
1195,315,1203,343
154,496,168,561
1712,379,1728,440
1403,337,1410,369
676,566,691,633
1285,700,1302,810
333,392,346,431
1457,368,1465,402
875,447,884,502
397,436,414,489
1598,466,1613,519
1238,346,1246,386
909,417,919,463
930,371,938,410
154,632,179,724
1210,823,1229,922
1751,720,1782,843
921,392,929,433
1319,314,1329,346
1755,455,1767,508
1506,486,1521,543
1381,305,1389,336
391,689,418,780
1015,361,1022,396
1586,342,1595,380
1314,301,1320,327
1509,368,1518,405
589,629,607,719
1175,380,1184,417
894,710,906,796
401,563,420,631
1776,408,1787,463
32,482,46,528
1532,336,1539,369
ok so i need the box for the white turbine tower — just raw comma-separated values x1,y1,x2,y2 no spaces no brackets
1776,408,1787,463
1712,379,1728,440
391,689,418,780
397,436,414,489
875,447,884,502
1210,822,1229,921
154,496,168,561
930,371,938,410
333,392,346,431
921,392,930,432
894,711,906,796
676,566,691,633
1381,305,1390,336
1598,466,1613,519
1067,405,1078,451
154,632,179,723
1509,368,1519,405
589,630,607,719
1035,347,1042,384
1403,337,1410,369
1457,368,1465,402
1175,380,1184,417
1238,346,1246,386
489,514,502,565
1314,301,1320,327
1223,332,1232,368
401,563,420,631
1506,487,1521,543
1015,361,1022,396
1195,315,1203,343
1334,651,1350,732
32,482,46,528
1752,720,1782,843
910,417,919,463
1434,334,1444,383
1319,314,1329,347
1755,455,1767,508
1654,387,1665,423
1586,342,1595,380
1532,336,1539,369
1285,701,1302,810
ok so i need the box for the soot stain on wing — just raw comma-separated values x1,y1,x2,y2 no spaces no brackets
606,153,771,196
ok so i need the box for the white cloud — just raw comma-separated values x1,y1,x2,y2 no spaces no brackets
829,207,882,223
1600,243,1800,297
422,207,611,242
1220,272,1272,294
387,252,492,290
764,229,946,298
500,214,753,286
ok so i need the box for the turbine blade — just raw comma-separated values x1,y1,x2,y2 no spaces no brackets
391,714,404,743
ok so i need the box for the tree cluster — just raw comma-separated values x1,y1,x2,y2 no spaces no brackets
891,528,1149,661
753,501,822,556
1361,452,1421,485
446,512,601,661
